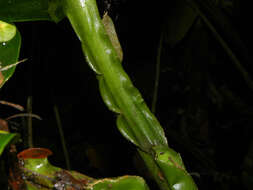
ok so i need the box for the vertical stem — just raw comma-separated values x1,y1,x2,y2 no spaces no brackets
138,149,171,190
152,31,163,113
62,0,167,153
62,0,198,189
53,104,71,170
27,96,33,148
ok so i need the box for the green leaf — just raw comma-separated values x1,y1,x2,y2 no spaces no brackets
0,29,21,88
153,146,198,190
48,0,65,23
82,43,101,74
88,176,150,190
0,132,19,156
137,150,171,190
98,75,121,113
0,20,16,43
116,115,139,146
164,0,197,47
0,0,64,23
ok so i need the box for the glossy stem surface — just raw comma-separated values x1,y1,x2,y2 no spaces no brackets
62,0,198,190
63,0,167,155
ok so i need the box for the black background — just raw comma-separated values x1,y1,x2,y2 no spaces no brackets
1,0,253,189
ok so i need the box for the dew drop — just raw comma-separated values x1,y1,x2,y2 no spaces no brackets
2,42,6,46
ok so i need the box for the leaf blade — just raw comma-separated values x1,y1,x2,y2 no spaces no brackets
0,29,21,88
0,132,19,156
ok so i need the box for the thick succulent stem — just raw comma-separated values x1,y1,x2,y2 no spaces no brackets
62,0,167,155
62,0,198,189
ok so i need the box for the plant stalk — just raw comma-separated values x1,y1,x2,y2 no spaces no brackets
152,30,163,113
62,0,167,155
62,0,198,189
27,96,33,148
53,104,71,170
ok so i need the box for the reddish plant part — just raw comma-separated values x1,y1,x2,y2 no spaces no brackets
8,167,26,190
6,113,42,121
0,100,24,111
17,148,53,159
0,118,9,132
158,171,165,181
54,170,89,190
8,146,25,190
0,71,4,85
54,170,93,190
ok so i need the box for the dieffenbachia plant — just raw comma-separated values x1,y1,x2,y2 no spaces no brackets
0,0,198,189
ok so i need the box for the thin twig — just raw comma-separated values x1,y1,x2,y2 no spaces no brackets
27,96,33,148
5,113,42,121
0,100,24,111
0,58,27,71
53,104,71,170
152,31,164,113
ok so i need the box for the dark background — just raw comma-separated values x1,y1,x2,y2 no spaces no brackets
1,0,253,189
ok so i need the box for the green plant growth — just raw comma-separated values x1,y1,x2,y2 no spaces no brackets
2,0,252,189
62,1,198,189
9,147,149,190
0,21,21,87
0,130,18,156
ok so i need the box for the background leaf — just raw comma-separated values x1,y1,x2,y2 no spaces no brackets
0,20,16,43
0,0,64,23
0,132,18,156
163,0,197,47
0,30,21,88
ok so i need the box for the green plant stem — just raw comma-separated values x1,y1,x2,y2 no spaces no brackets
62,0,198,189
62,0,167,154
138,149,171,190
53,104,71,170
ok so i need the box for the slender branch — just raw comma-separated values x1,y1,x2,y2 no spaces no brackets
53,104,71,170
152,31,163,113
0,100,24,111
0,58,27,71
27,96,33,148
6,113,42,121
